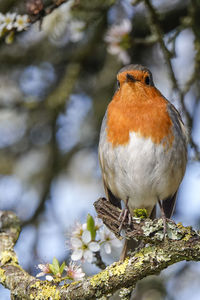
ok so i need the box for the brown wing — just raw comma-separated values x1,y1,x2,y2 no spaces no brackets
167,102,188,146
103,179,121,209
162,192,177,218
150,192,177,220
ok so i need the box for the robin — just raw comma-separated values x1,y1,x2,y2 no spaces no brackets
98,64,187,260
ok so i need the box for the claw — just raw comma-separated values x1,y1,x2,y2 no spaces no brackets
118,197,132,232
118,208,129,232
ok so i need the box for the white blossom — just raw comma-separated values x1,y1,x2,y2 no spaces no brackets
104,19,132,64
99,226,122,254
94,217,103,230
36,263,52,280
64,262,85,281
105,19,132,44
4,13,16,30
46,275,54,281
71,230,100,263
71,222,87,238
14,15,29,31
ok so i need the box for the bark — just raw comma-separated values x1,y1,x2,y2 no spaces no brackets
1,204,200,299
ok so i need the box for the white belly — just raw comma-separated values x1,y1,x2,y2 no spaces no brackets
99,129,186,215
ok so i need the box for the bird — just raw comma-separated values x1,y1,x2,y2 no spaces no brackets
98,64,187,260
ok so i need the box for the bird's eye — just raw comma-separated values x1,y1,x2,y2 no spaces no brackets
145,76,150,85
117,80,120,89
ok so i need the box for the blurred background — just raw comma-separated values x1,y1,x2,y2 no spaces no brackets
0,0,200,299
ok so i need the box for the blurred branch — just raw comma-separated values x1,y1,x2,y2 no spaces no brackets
2,203,200,299
46,63,80,109
27,0,71,26
132,0,189,39
144,0,200,160
21,10,108,226
0,1,189,67
21,63,81,227
27,0,113,27
144,0,174,78
187,0,200,159
26,0,112,24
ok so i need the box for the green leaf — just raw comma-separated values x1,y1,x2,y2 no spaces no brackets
0,27,7,38
87,214,96,240
49,263,55,274
59,261,66,274
5,31,15,44
50,257,60,275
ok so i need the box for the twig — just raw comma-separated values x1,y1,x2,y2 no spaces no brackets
94,198,199,243
94,251,107,270
28,0,70,25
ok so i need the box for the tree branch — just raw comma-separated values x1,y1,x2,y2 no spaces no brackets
1,204,200,299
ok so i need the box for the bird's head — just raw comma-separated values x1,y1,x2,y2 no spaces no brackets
115,64,156,103
117,64,154,87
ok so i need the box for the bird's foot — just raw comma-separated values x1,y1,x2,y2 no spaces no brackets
118,208,132,232
118,198,132,232
158,199,168,239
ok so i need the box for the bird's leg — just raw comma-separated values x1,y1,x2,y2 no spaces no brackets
118,197,132,232
158,199,167,238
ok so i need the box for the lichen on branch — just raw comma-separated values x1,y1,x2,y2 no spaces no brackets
1,205,200,299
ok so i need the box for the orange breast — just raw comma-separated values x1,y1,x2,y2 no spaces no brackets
106,83,174,148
